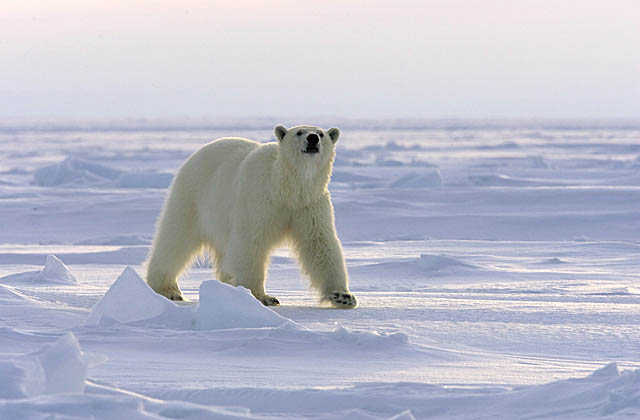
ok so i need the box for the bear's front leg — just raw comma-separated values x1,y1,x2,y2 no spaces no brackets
290,194,357,308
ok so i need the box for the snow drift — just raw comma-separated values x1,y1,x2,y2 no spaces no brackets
3,122,640,419
86,267,292,330
33,157,173,189
0,255,77,285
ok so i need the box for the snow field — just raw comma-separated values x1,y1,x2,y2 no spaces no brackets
1,122,640,418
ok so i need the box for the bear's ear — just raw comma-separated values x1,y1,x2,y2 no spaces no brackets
274,124,288,142
328,127,340,144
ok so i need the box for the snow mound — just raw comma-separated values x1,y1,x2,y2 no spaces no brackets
0,255,77,284
35,255,77,284
33,157,122,187
418,254,475,272
87,268,290,330
194,280,290,330
85,267,188,328
390,170,442,188
387,410,416,420
542,257,568,265
33,157,172,189
37,333,91,395
0,333,97,398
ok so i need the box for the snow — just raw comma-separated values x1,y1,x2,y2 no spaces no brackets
389,170,442,188
1,255,77,285
85,266,186,327
194,280,290,330
417,253,475,272
33,157,173,189
0,333,93,398
86,267,289,330
1,120,640,419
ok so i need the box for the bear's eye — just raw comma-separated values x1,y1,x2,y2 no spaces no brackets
296,131,302,136
319,132,324,138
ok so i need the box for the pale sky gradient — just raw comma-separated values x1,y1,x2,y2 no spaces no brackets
1,0,639,119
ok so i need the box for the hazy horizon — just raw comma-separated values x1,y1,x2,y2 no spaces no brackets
2,0,639,120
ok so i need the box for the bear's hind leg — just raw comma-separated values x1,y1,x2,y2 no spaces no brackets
147,224,202,301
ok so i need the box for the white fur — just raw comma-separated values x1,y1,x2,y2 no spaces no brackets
146,125,356,307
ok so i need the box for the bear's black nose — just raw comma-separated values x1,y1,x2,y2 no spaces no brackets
306,133,319,146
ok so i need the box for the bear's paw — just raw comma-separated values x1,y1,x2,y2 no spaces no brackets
327,292,358,309
260,295,280,306
154,285,185,302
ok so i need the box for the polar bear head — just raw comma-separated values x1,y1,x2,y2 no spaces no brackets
274,124,340,167
272,124,340,204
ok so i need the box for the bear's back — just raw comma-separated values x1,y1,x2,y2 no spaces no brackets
182,137,260,182
196,137,260,164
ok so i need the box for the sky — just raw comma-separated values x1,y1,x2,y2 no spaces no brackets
1,0,639,120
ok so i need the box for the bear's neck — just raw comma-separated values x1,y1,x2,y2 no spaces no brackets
273,154,332,208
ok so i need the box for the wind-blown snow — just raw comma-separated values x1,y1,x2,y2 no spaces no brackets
1,121,640,419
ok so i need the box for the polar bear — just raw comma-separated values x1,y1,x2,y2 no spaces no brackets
146,124,357,308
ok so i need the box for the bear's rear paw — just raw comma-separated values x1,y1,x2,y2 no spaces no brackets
327,292,358,308
167,291,185,301
152,285,185,302
260,295,280,306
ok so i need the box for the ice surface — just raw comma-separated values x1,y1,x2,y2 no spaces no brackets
150,364,640,419
75,234,151,246
115,172,173,189
2,122,640,419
